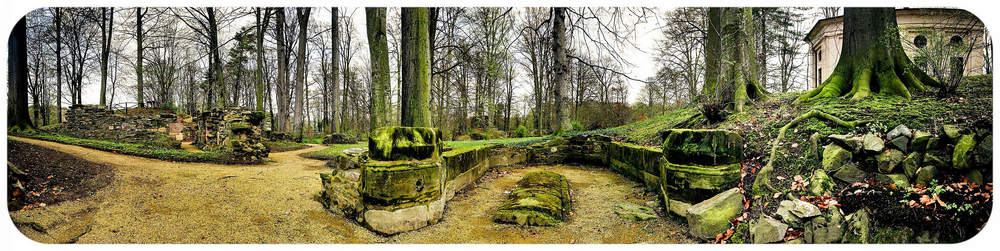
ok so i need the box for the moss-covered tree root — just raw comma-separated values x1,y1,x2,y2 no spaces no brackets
795,8,939,104
752,110,873,199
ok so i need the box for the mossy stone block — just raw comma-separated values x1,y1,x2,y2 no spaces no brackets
441,145,494,181
662,129,743,166
686,188,744,241
368,127,443,161
822,144,852,171
809,169,836,196
940,124,961,142
828,134,863,153
832,164,867,183
910,131,933,152
901,152,923,179
492,171,571,226
914,166,938,187
876,149,904,173
361,160,443,208
973,135,992,167
613,202,658,221
660,158,741,203
875,174,910,187
952,134,976,170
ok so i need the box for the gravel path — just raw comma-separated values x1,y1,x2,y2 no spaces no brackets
8,136,692,244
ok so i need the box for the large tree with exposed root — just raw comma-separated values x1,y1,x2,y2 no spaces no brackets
796,8,940,103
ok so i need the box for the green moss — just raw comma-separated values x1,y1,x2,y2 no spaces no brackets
300,142,367,160
660,159,741,203
360,160,443,209
368,127,442,161
662,129,742,166
492,170,571,226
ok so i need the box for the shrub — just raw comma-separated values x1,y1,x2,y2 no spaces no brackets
571,121,584,131
514,125,528,138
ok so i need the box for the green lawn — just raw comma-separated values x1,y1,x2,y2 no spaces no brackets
443,136,550,149
13,133,239,164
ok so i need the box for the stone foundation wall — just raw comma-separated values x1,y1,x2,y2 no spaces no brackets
194,107,268,160
54,105,178,145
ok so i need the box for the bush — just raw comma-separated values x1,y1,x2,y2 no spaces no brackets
514,125,528,138
571,121,584,131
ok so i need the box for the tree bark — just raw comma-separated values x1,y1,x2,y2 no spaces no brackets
207,7,224,108
294,7,310,140
9,17,34,132
400,8,432,127
99,7,113,107
275,8,288,132
797,7,940,103
55,8,63,122
255,8,271,112
367,7,391,132
330,7,340,133
701,7,722,99
136,8,145,108
551,7,570,134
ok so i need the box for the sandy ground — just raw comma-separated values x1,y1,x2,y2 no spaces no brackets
7,136,692,244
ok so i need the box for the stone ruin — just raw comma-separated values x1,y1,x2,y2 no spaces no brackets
318,126,748,237
54,105,180,145
194,107,270,160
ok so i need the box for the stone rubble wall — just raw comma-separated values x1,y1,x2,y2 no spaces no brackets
194,107,269,160
54,105,178,145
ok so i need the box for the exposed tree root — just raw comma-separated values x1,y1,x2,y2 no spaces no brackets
751,109,873,199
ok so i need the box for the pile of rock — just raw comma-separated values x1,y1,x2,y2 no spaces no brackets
822,124,989,190
54,105,177,143
747,123,991,244
194,107,269,160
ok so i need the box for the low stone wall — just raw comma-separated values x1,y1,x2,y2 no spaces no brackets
608,142,664,191
53,105,178,145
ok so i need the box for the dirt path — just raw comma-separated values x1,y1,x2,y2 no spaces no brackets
179,142,202,152
8,137,692,244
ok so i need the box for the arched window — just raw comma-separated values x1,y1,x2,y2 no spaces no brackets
914,35,927,48
949,35,963,46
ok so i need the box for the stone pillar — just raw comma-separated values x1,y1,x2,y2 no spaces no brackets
360,126,446,235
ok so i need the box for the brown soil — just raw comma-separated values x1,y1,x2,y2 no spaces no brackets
7,139,114,211
7,136,692,244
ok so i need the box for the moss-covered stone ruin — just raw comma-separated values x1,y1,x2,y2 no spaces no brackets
194,107,269,161
52,105,182,147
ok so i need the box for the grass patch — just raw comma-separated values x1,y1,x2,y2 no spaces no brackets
262,140,311,153
14,133,258,164
300,142,367,160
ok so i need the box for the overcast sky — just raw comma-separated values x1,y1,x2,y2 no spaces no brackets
1,1,992,108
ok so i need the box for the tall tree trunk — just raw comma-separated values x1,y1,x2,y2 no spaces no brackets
55,9,63,122
797,7,940,103
701,7,722,99
255,8,271,112
366,7,391,131
275,8,288,132
294,7,310,140
9,17,34,132
208,7,224,108
550,7,570,134
331,8,340,133
400,7,432,127
136,8,145,108
99,7,113,107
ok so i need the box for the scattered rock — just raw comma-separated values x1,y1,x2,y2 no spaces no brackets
940,124,961,142
914,166,938,187
803,206,844,244
828,134,863,153
750,216,788,244
843,209,871,244
613,202,658,221
952,134,976,170
342,148,368,157
876,149,904,173
910,131,933,152
822,144,852,171
685,188,743,241
787,199,821,218
923,153,949,168
901,152,923,179
775,200,803,227
832,164,867,183
887,136,909,152
964,170,984,187
808,169,835,196
862,134,885,153
784,238,806,244
973,135,992,167
887,125,912,140
875,174,910,187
